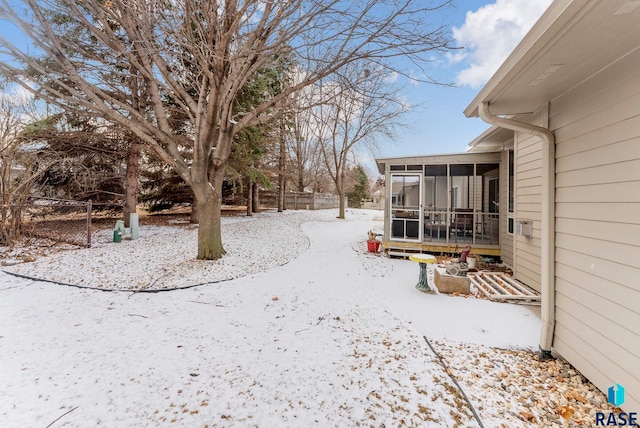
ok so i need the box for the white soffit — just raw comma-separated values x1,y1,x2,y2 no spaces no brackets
465,0,640,117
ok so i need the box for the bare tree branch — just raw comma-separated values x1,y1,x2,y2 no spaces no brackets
0,0,455,258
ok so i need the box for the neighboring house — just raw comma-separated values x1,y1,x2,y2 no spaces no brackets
378,0,640,412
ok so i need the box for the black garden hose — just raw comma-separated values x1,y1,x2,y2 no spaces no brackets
423,335,485,428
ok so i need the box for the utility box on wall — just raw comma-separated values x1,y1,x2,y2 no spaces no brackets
516,220,533,237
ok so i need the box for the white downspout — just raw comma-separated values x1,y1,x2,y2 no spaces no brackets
478,102,556,357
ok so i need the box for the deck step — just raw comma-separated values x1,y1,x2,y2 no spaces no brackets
386,247,425,259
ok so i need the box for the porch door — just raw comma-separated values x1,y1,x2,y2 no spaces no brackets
390,174,423,242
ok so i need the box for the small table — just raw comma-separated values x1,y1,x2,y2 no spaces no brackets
408,254,437,293
424,222,447,240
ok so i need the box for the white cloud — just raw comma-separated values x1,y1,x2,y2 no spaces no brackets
384,71,399,84
0,83,32,105
450,0,553,89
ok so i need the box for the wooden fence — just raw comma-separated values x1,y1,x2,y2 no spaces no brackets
285,192,344,210
258,191,345,210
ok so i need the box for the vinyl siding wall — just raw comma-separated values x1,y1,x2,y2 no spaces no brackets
550,48,640,412
513,109,545,293
500,149,514,267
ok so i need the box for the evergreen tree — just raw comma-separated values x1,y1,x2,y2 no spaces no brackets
24,112,127,207
1,0,454,259
347,164,370,209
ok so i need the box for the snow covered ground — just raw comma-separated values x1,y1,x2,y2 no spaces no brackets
2,210,321,290
0,209,614,427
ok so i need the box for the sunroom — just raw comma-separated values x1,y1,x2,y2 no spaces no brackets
376,152,502,257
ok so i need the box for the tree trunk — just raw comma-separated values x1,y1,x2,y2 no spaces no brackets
123,140,142,227
337,167,346,219
337,189,346,219
278,126,286,212
295,138,305,192
252,182,260,213
0,160,9,244
281,180,286,211
190,201,199,224
278,176,285,212
246,177,253,217
194,166,225,260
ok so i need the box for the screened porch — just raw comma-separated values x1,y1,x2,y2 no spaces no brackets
388,160,500,249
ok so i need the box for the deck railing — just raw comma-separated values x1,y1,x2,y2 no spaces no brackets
423,209,499,246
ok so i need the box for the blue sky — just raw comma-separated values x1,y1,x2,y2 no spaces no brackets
373,0,553,171
1,0,553,176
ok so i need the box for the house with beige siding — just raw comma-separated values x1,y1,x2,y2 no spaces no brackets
378,0,640,412
465,0,640,413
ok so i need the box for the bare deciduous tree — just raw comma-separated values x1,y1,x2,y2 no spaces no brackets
0,0,454,259
287,91,324,193
312,63,408,218
0,90,57,244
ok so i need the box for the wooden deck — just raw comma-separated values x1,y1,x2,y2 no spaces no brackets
382,240,501,259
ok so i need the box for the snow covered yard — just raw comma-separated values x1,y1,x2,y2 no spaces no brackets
2,209,323,290
0,209,614,427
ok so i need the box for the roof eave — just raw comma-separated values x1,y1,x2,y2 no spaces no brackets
464,0,583,118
